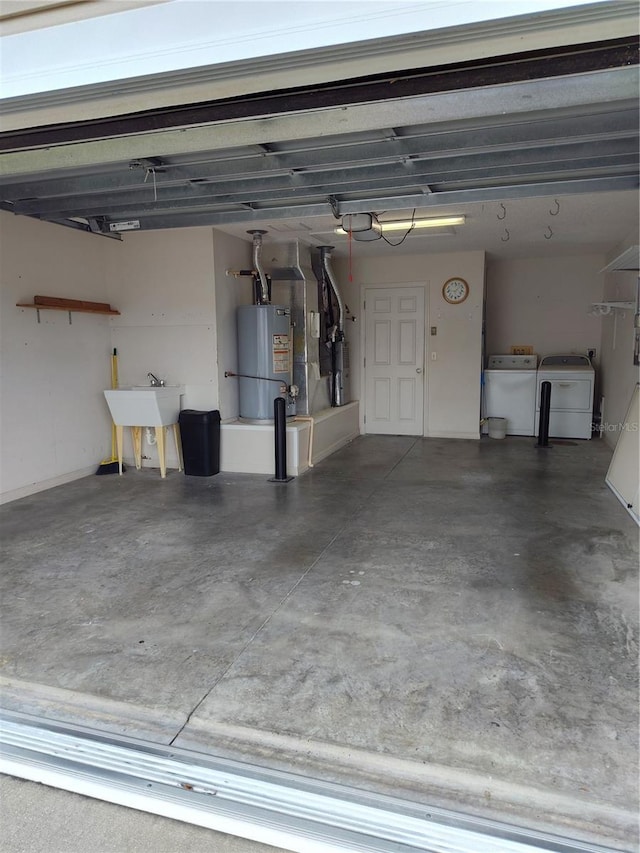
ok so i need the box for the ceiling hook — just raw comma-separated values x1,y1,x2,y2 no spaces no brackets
544,225,553,240
549,199,560,216
497,203,507,220
501,228,510,242
328,196,340,219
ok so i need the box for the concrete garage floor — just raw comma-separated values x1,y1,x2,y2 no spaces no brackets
1,436,638,850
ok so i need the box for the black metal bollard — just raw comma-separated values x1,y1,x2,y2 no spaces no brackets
269,396,294,482
536,380,552,449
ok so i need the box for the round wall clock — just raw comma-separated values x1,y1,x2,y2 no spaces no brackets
442,277,470,304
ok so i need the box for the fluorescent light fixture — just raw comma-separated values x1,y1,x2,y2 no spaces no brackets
384,215,465,230
335,214,465,234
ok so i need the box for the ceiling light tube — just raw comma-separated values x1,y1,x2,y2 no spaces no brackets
383,215,466,230
335,215,465,234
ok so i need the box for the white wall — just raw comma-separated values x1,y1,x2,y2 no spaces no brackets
0,212,115,501
485,254,604,364
598,236,640,449
334,250,485,439
1,217,363,498
212,231,253,422
103,227,218,470
105,227,217,403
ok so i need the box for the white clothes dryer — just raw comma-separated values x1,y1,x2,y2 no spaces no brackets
536,355,595,440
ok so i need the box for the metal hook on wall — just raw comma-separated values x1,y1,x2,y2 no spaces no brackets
544,226,553,240
549,199,560,216
497,203,507,220
501,228,510,242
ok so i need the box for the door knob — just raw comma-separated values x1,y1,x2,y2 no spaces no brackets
416,367,423,374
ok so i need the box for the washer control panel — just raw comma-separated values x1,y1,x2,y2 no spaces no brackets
487,355,538,369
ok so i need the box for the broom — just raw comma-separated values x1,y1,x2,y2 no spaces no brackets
96,348,126,475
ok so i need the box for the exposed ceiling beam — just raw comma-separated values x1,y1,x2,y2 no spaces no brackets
2,106,637,198
72,176,637,232
1,68,636,179
23,161,640,221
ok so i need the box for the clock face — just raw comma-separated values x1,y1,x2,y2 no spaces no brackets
442,277,469,304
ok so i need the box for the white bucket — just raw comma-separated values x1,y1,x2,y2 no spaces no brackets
488,417,507,439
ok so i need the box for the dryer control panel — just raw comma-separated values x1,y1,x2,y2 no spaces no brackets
539,355,592,367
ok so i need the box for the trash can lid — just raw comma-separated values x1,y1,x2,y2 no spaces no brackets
179,409,221,421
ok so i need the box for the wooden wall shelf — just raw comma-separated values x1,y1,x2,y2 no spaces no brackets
16,295,120,316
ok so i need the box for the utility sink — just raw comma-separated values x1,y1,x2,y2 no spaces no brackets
104,386,185,426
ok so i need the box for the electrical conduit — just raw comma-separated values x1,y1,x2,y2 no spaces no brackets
294,415,315,468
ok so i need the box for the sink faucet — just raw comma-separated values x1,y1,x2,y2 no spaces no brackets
147,372,163,386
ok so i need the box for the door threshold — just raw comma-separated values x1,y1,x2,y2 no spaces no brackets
0,710,624,853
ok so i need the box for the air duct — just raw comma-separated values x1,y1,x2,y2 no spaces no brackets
248,229,270,304
319,246,344,336
319,246,350,407
268,241,330,416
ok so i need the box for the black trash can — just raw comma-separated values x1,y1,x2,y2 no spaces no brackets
178,410,221,476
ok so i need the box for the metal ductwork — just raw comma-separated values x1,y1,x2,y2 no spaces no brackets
268,241,331,417
318,246,350,407
248,229,270,305
319,246,344,336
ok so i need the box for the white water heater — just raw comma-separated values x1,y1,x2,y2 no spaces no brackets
237,304,295,420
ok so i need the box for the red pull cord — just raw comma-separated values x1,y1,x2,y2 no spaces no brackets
348,228,353,283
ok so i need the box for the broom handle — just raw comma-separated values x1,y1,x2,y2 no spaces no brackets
111,351,118,390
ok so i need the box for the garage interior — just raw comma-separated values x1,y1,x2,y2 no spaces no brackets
0,2,639,851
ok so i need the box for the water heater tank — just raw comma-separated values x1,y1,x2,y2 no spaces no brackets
237,305,295,420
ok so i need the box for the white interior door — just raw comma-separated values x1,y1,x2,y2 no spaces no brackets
364,286,425,435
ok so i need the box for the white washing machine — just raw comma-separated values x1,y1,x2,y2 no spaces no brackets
536,355,595,440
483,354,538,435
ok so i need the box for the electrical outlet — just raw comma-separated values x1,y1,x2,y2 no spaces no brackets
588,348,597,359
